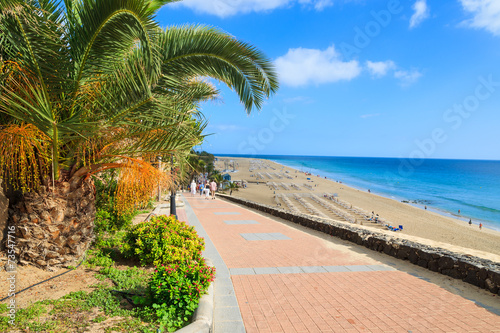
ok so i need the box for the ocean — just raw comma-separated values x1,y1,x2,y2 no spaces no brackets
217,154,500,231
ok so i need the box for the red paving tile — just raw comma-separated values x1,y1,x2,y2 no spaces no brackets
187,197,376,268
184,196,500,332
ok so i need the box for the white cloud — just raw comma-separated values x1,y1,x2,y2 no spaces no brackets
365,60,396,77
170,0,333,17
366,61,423,86
460,0,500,36
298,0,333,10
275,45,361,87
394,69,422,86
409,0,430,28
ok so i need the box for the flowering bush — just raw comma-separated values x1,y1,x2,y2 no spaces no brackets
149,260,216,332
122,215,205,266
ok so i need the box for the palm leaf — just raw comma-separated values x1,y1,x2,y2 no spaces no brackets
157,25,279,113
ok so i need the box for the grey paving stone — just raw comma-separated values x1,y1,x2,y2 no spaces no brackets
215,295,241,308
214,321,246,333
254,267,280,275
214,212,241,215
277,266,304,274
214,306,243,323
300,266,328,273
256,233,274,240
345,265,372,272
269,232,291,240
230,267,255,275
368,264,396,271
240,232,290,241
223,220,259,225
240,233,260,241
215,268,231,279
323,266,350,273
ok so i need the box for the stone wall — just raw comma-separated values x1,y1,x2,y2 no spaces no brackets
218,194,500,295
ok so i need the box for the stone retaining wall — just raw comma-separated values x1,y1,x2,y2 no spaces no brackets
218,194,500,295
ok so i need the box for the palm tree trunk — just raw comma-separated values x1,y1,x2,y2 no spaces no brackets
8,179,96,269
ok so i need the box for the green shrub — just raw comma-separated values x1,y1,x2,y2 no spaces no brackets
94,171,135,234
149,261,215,332
84,250,115,269
123,215,205,267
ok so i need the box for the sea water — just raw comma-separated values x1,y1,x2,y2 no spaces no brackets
217,155,500,231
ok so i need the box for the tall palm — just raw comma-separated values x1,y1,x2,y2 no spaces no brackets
213,173,223,191
182,152,207,184
0,0,278,268
227,181,239,196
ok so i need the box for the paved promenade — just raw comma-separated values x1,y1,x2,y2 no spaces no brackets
174,194,500,333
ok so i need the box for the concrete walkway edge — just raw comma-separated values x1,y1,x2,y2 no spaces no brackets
181,195,246,333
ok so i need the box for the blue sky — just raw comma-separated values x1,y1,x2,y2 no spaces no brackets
156,0,500,160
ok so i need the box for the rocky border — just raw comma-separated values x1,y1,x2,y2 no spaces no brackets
218,194,500,295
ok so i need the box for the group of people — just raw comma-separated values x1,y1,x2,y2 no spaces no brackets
190,179,217,200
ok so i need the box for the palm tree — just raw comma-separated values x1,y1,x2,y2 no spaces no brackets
0,0,278,268
227,181,239,196
213,173,223,192
183,152,207,184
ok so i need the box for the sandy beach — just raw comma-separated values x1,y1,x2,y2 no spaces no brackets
214,157,500,262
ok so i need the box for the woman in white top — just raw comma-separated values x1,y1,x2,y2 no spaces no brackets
190,180,197,196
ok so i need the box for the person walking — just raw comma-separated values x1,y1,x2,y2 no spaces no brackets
210,179,217,200
199,182,204,196
204,181,210,199
190,180,196,197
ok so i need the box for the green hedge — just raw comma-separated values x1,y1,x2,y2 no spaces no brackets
123,215,206,267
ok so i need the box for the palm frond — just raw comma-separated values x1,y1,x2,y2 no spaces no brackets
67,0,160,106
157,25,279,113
0,0,71,101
